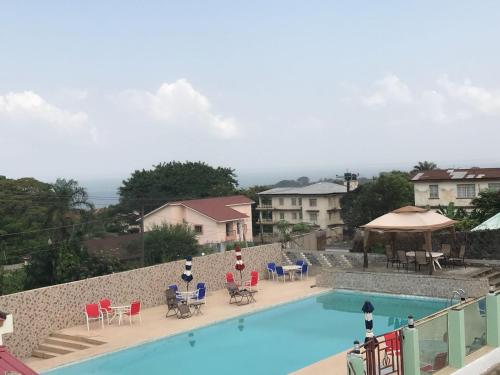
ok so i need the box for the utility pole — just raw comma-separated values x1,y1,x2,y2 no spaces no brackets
337,171,359,192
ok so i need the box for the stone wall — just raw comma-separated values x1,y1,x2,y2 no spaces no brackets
316,269,490,299
0,243,282,359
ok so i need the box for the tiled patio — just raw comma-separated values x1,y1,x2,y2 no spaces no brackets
26,278,327,373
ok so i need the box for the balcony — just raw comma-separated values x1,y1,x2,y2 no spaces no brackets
256,204,273,210
257,218,274,224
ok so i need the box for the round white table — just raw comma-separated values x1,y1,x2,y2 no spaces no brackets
109,305,130,325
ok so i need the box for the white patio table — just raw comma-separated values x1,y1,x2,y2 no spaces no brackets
406,251,444,271
176,290,197,302
109,305,130,325
282,265,301,280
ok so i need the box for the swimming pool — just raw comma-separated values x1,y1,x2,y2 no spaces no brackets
46,290,447,375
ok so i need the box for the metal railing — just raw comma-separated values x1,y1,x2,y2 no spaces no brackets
347,329,404,375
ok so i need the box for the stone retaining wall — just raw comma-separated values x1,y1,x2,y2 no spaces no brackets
0,243,282,359
316,269,490,299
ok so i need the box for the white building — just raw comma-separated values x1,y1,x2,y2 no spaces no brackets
411,168,500,210
256,182,348,238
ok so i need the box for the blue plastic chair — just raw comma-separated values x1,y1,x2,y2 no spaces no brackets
295,259,305,266
168,284,182,301
296,263,308,280
275,266,286,282
267,262,276,280
192,282,206,302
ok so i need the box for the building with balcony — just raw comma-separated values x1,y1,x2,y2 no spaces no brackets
411,168,500,210
256,182,347,239
143,195,253,246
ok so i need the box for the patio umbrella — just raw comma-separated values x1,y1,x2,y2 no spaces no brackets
181,256,193,293
362,301,377,343
235,245,245,285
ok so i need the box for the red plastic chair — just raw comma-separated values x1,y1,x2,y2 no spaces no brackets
125,301,141,325
244,271,259,291
226,272,235,283
99,298,113,324
382,331,401,366
84,303,103,331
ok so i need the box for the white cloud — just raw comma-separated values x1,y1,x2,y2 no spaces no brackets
0,90,87,128
118,79,239,139
362,74,412,107
438,76,500,115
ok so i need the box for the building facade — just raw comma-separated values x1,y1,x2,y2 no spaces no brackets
411,168,500,210
143,195,254,246
256,182,348,238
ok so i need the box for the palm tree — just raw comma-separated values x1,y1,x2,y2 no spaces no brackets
412,161,438,173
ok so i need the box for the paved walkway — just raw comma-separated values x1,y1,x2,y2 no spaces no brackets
27,278,326,373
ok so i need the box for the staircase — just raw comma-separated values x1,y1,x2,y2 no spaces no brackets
470,268,500,290
32,333,105,359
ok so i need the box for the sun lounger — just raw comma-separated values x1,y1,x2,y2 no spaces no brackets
226,282,256,305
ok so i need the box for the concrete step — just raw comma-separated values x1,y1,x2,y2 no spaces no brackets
469,268,494,278
31,350,56,359
44,338,90,350
38,344,73,355
50,333,106,346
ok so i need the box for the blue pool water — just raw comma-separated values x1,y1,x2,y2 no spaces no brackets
46,290,446,375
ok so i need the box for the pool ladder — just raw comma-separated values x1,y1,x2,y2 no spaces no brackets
449,289,467,306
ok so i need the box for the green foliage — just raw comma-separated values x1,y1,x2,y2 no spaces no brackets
412,161,438,172
0,269,27,295
224,241,254,251
119,161,238,213
471,189,500,224
276,220,292,244
291,222,314,234
340,171,414,229
143,223,199,265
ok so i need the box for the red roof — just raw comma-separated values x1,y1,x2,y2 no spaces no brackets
411,168,500,182
147,195,253,222
0,346,38,374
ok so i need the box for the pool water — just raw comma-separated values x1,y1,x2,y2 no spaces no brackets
46,290,446,375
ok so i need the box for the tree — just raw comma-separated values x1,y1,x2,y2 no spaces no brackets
471,189,500,224
119,161,238,214
340,171,414,230
142,224,199,265
276,220,292,247
412,161,438,173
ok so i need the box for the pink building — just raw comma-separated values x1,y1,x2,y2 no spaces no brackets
143,195,254,245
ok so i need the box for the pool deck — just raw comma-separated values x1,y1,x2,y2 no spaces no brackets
26,277,328,373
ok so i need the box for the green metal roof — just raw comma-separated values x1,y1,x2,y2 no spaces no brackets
471,212,500,231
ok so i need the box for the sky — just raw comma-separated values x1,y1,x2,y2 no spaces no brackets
1,1,500,188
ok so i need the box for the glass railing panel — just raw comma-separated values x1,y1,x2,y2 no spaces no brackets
417,314,449,374
464,298,487,356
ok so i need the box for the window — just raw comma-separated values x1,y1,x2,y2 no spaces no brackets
309,212,318,222
457,184,476,199
291,197,297,206
309,198,317,207
429,184,439,199
194,225,203,234
292,212,297,220
279,197,284,206
279,212,285,220
299,212,303,220
488,183,500,192
298,198,302,205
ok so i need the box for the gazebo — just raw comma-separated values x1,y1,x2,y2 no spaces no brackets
361,206,457,274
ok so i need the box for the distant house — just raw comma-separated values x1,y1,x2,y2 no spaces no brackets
142,195,254,246
256,182,348,239
411,168,500,210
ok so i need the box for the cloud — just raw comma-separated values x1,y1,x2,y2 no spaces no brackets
0,90,88,128
362,74,412,107
118,79,239,139
438,76,500,115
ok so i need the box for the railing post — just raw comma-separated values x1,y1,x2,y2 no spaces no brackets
347,341,365,375
403,315,420,375
487,288,500,347
448,307,466,369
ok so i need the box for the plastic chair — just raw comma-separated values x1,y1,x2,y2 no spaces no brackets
85,303,104,331
226,272,235,283
244,271,259,291
267,262,276,280
99,298,113,324
275,266,286,282
296,263,308,280
295,259,305,266
191,283,206,302
125,301,141,325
